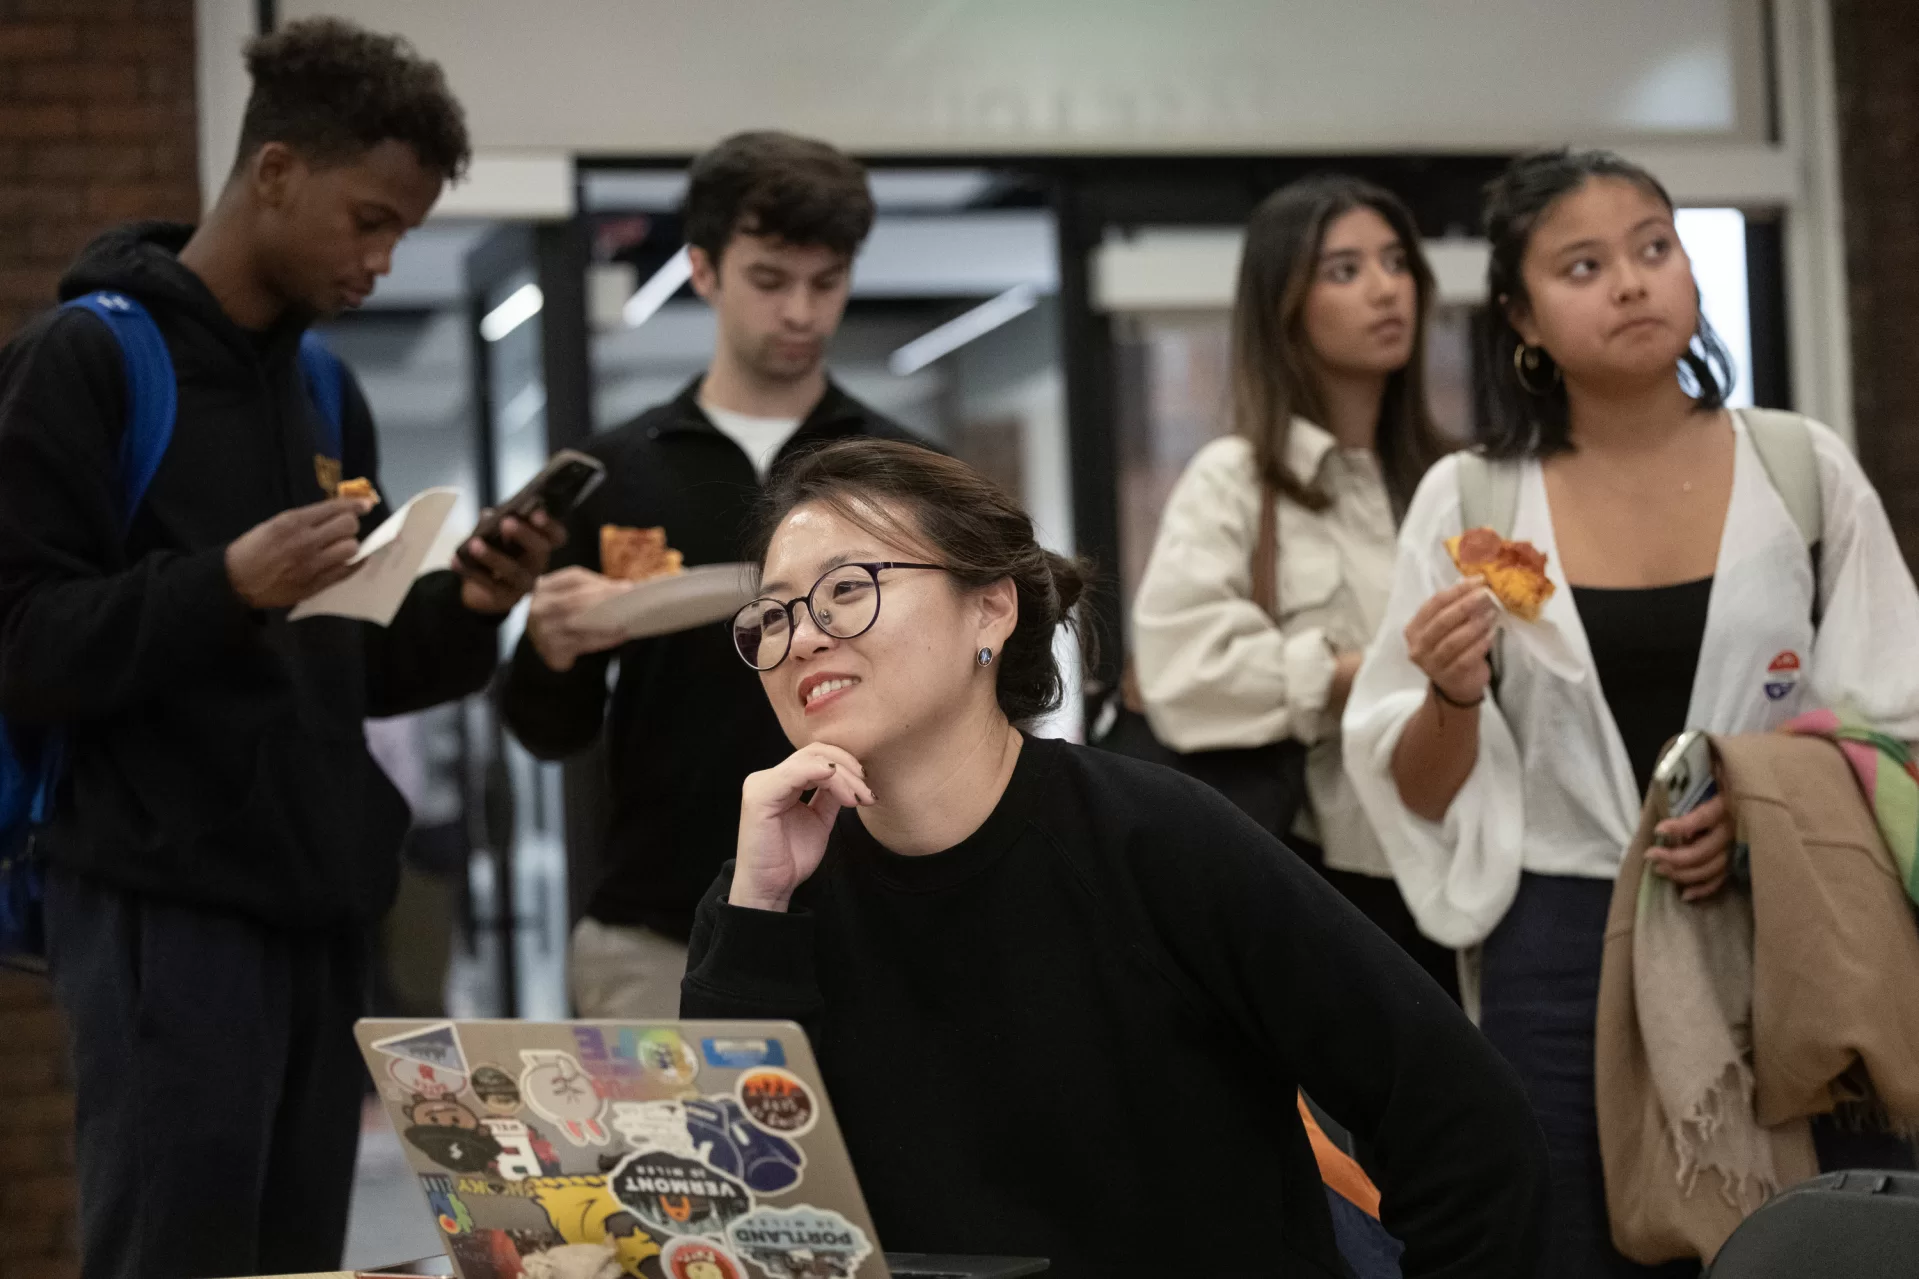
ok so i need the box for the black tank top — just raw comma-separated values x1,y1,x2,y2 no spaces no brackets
1570,577,1714,800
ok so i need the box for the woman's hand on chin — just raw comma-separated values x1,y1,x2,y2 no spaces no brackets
730,742,877,912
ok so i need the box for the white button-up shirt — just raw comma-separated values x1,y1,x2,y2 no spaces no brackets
1133,419,1398,876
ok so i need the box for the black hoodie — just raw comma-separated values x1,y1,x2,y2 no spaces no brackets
0,222,503,927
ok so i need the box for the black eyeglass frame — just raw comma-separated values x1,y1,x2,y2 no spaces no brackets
732,561,947,671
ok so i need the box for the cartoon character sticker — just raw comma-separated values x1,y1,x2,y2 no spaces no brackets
521,1050,612,1147
1764,650,1801,702
735,1069,818,1139
402,1095,504,1173
524,1174,663,1277
662,1236,750,1279
727,1206,872,1279
484,1116,545,1182
607,1149,753,1240
472,1064,524,1116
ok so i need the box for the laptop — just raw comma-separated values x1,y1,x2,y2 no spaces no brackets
355,1019,1046,1279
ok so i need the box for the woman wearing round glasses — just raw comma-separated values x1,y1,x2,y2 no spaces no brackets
684,438,1547,1278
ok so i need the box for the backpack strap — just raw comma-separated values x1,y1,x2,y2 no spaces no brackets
297,332,346,461
1739,408,1822,549
61,291,177,533
1738,407,1824,627
1454,449,1521,538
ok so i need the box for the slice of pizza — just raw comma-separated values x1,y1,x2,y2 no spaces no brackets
337,476,380,504
600,524,684,583
1446,525,1556,622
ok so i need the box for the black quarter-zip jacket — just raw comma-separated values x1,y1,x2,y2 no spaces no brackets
500,380,921,939
0,222,504,927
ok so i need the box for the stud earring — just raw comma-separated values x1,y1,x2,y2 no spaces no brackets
976,647,994,667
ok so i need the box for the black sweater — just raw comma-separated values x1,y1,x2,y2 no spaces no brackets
0,223,502,926
500,381,919,938
684,736,1548,1278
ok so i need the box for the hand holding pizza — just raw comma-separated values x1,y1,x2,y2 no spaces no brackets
225,496,374,610
1405,578,1500,707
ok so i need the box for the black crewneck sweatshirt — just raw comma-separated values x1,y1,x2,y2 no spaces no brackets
684,736,1548,1278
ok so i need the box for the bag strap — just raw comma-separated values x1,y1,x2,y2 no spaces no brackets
1251,483,1279,620
297,331,346,461
1739,407,1822,549
1738,407,1824,627
61,292,177,534
1454,449,1520,538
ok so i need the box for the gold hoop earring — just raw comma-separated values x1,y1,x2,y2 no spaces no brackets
1512,343,1560,396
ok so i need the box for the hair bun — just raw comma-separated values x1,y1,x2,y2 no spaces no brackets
1046,551,1091,617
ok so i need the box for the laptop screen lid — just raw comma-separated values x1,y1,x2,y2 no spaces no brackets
355,1018,890,1279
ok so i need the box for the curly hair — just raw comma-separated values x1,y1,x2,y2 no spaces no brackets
234,18,470,182
684,131,875,266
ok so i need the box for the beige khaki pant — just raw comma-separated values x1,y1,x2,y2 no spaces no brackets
568,917,689,1019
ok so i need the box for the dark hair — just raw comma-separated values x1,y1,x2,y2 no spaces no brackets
235,18,470,183
752,440,1092,727
683,131,875,267
1231,174,1449,519
1474,148,1734,459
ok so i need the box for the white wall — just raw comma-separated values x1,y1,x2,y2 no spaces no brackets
195,0,1853,434
271,0,1767,155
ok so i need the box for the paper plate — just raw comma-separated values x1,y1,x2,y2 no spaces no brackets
578,562,761,641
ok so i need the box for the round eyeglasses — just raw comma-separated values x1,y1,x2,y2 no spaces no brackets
730,561,945,671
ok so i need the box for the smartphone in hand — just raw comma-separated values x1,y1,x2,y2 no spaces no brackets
459,449,605,569
1653,729,1717,819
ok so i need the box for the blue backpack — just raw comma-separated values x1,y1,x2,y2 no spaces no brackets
0,291,346,967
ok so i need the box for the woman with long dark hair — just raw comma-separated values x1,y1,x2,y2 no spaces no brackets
684,439,1547,1277
1345,149,1919,1277
1132,174,1458,996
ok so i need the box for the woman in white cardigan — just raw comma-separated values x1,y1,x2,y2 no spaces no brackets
1133,174,1457,999
1344,149,1919,1278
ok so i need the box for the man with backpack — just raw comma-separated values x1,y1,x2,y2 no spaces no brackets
0,20,559,1279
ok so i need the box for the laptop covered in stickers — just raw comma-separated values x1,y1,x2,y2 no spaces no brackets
354,1019,1048,1279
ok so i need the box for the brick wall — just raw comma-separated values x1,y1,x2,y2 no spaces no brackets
0,4,198,1274
1832,1,1919,565
0,0,200,343
0,971,78,1279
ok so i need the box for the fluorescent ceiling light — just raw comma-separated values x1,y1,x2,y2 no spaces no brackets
867,169,997,210
581,170,689,212
623,246,694,329
480,282,543,342
888,284,1038,376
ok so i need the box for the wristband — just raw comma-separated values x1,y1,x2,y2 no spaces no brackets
1430,680,1485,710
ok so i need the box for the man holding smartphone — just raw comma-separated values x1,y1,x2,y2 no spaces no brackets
0,21,559,1279
501,131,921,1018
